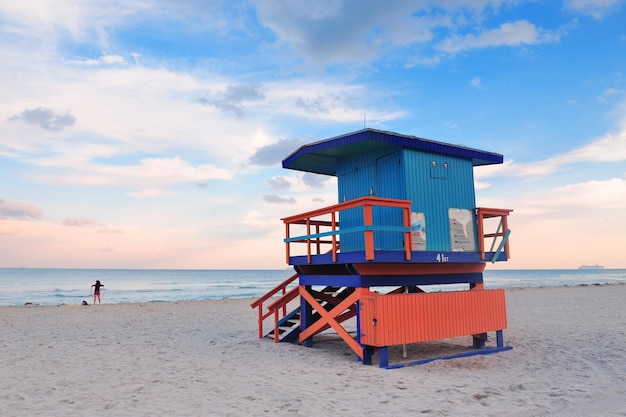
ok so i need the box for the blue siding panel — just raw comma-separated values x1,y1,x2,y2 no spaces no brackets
374,152,406,250
403,150,476,251
337,147,402,252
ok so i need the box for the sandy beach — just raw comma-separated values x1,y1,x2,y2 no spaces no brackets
1,284,625,417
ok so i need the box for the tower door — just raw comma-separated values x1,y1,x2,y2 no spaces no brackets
374,152,405,250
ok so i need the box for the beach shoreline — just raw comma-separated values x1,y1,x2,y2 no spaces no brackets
12,281,624,308
1,284,625,416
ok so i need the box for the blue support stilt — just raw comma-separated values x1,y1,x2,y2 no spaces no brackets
379,347,389,368
362,346,374,365
301,286,314,347
473,332,487,349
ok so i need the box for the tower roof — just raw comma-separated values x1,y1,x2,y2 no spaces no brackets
282,128,503,176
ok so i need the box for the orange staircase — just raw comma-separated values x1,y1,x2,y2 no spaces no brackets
251,277,360,344
250,273,299,340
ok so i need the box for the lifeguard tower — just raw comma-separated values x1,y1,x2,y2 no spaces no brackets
251,128,512,368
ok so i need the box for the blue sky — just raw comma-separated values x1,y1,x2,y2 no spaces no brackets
1,0,625,269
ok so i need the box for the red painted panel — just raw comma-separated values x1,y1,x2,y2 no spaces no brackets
360,289,507,347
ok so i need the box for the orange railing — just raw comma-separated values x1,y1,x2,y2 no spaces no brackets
267,286,300,342
282,197,412,264
250,272,299,339
476,207,513,261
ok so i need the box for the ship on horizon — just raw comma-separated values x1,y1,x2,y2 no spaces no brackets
579,264,604,270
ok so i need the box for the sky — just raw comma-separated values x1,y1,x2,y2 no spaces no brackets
1,0,625,270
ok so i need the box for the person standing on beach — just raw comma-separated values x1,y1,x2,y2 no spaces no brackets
91,280,104,304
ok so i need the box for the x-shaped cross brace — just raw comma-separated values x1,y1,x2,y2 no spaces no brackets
298,286,364,360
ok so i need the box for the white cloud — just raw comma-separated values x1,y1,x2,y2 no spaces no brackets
79,157,232,188
548,177,626,213
64,54,127,66
564,0,624,19
263,195,297,204
405,54,443,68
62,217,100,227
0,1,126,47
24,153,233,190
266,172,336,194
498,176,626,219
239,209,276,230
251,1,581,67
597,87,625,102
0,198,43,219
8,107,76,131
267,176,292,191
556,127,626,163
252,0,439,65
0,1,222,48
1,56,400,173
250,138,308,166
474,179,491,190
471,77,482,88
199,84,266,117
96,228,124,235
436,20,556,54
266,79,404,123
477,123,626,179
127,189,173,199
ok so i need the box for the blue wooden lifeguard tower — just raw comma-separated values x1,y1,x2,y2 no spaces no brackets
251,128,512,368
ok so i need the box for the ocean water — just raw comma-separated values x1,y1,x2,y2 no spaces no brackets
0,268,625,307
0,269,295,306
